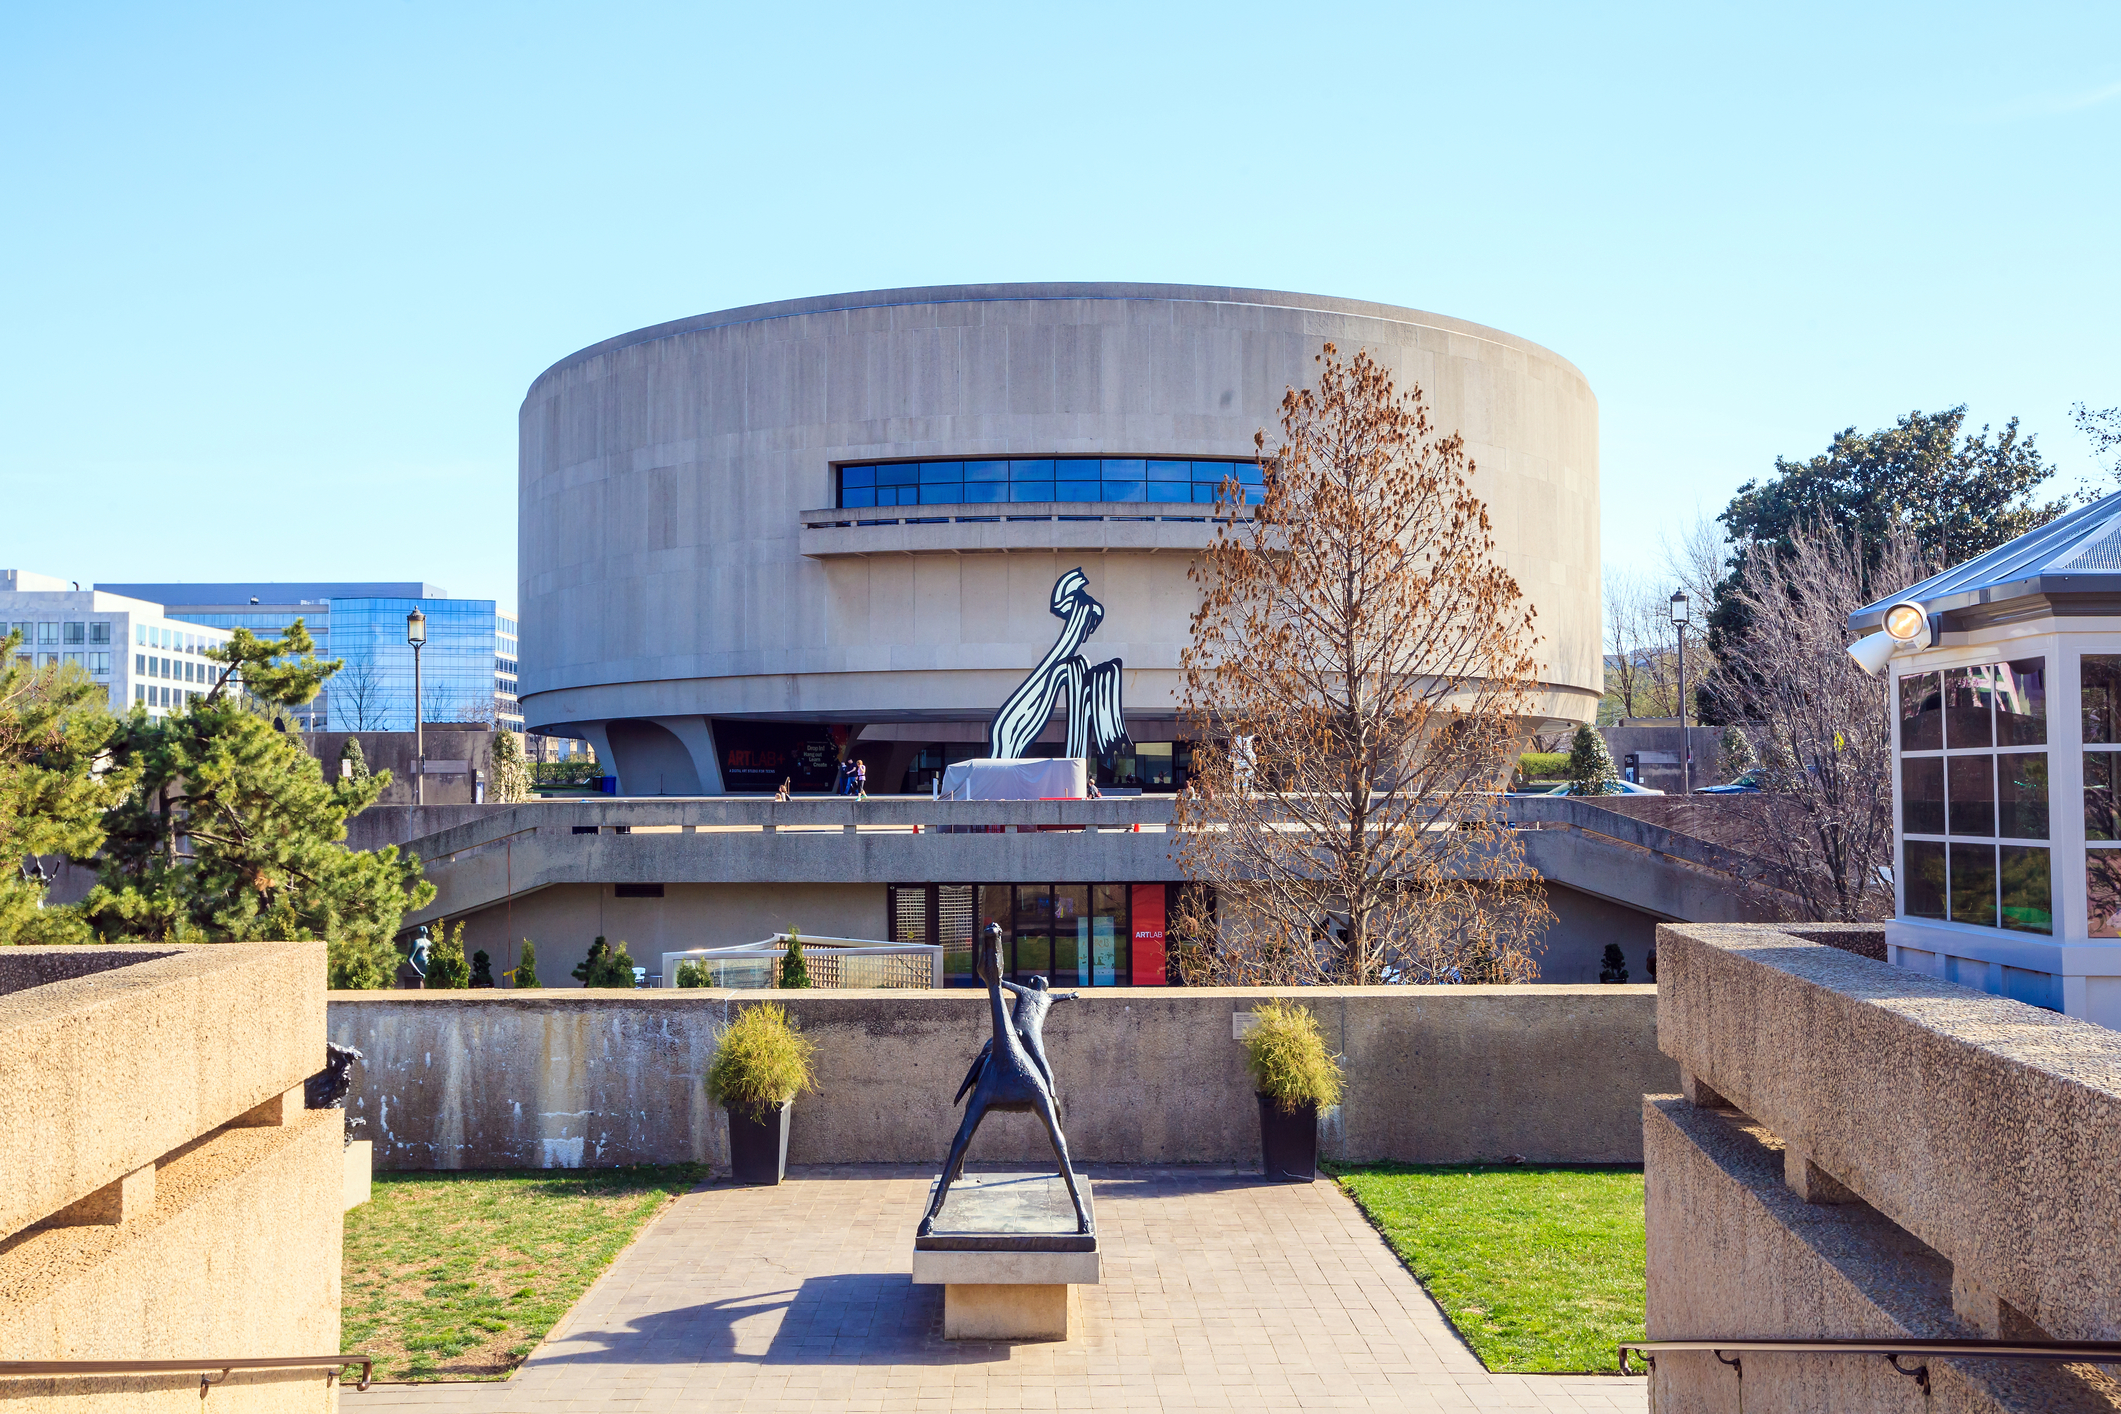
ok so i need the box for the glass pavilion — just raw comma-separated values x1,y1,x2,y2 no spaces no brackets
1853,495,2121,1026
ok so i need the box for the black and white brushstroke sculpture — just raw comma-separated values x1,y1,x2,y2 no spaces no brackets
986,568,1130,761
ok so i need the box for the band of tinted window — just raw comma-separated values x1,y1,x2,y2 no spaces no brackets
838,458,1266,509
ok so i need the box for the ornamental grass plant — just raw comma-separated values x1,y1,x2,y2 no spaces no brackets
1242,999,1344,1112
705,1002,817,1119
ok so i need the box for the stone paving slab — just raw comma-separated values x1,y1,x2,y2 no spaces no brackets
348,1166,1645,1412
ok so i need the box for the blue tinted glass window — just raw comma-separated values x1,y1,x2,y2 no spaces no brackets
1056,479,1101,501
920,461,963,483
1193,484,1221,504
842,487,876,508
841,465,875,489
1192,460,1232,482
877,464,919,486
1148,483,1192,504
921,485,967,505
1234,462,1264,486
962,482,1006,503
1055,459,1101,482
1102,480,1146,502
1009,460,1055,481
962,460,1007,482
1012,482,1054,502
1104,458,1145,481
1148,460,1191,483
1244,487,1265,506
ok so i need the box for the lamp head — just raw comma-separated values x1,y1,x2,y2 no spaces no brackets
1669,589,1689,624
1882,600,1934,649
406,607,427,647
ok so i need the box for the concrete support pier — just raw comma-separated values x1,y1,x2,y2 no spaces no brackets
911,1170,1098,1340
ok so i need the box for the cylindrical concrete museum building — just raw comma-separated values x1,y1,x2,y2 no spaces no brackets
519,283,1600,795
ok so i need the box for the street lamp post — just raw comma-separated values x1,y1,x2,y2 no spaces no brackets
1670,589,1690,795
407,608,427,806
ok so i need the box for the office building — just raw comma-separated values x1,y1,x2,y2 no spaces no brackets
96,581,521,734
1,570,232,717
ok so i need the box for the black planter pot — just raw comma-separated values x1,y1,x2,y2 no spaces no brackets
727,1100,792,1185
1257,1092,1320,1182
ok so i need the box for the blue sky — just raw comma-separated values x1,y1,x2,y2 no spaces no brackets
4,2,2117,610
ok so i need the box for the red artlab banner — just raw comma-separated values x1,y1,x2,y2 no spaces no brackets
1130,883,1167,986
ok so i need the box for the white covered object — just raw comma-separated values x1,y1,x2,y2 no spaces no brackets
938,757,1088,801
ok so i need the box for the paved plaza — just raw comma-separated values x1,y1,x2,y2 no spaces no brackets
349,1166,1645,1413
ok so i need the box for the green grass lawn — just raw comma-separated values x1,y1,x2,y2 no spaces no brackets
1331,1163,1645,1374
343,1166,702,1381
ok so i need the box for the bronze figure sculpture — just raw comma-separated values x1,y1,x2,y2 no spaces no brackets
918,922,1091,1236
952,973,1078,1116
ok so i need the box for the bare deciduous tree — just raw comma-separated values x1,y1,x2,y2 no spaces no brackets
332,656,391,731
1172,345,1553,985
1710,522,1933,921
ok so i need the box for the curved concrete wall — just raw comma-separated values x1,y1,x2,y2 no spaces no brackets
519,283,1601,791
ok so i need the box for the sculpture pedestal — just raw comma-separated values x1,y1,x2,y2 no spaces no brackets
912,1171,1097,1341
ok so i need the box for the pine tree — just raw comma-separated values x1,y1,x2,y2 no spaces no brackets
490,729,533,803
470,948,495,988
778,929,812,989
1598,943,1629,983
676,959,710,988
1565,724,1621,796
339,735,371,781
0,636,136,943
514,938,541,988
83,619,433,986
425,919,471,989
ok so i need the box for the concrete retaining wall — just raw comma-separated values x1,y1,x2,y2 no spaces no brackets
328,985,1673,1171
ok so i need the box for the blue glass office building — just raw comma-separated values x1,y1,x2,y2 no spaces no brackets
96,581,519,732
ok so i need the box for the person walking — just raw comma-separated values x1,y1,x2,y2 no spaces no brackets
773,777,791,802
854,758,868,800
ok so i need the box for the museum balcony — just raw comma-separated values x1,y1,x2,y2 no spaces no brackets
797,502,1251,558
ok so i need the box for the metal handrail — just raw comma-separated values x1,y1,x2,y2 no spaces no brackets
1619,1338,2121,1392
0,1355,374,1393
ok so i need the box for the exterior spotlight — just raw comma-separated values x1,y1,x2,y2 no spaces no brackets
1882,601,1934,649
1848,600,1934,677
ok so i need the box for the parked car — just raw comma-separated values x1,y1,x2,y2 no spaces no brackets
1542,780,1666,796
1696,769,1766,794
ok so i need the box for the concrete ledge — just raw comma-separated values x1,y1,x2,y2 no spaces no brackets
1656,922,2121,1347
912,1249,1099,1285
0,943,326,1241
0,1107,343,1412
1645,1097,2119,1412
331,986,1673,1170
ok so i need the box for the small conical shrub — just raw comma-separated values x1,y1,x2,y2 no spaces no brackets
514,938,541,988
777,929,812,989
1717,724,1757,782
1598,943,1629,984
1566,724,1621,796
425,920,471,989
339,735,371,780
